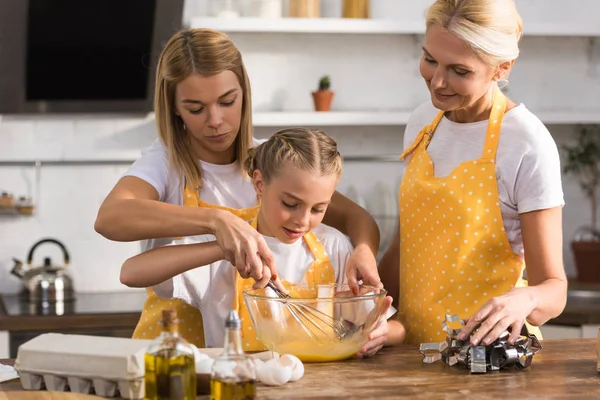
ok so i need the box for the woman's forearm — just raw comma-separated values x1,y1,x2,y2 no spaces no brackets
324,191,380,254
526,277,568,326
120,242,223,287
95,198,221,242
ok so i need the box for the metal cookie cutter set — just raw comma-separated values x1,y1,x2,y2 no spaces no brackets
419,314,542,374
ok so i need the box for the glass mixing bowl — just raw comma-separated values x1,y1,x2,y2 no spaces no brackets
243,283,388,363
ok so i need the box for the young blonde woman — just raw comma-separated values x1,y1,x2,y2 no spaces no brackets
120,128,405,357
380,0,567,345
95,29,381,347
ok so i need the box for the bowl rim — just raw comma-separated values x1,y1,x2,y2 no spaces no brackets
242,283,387,303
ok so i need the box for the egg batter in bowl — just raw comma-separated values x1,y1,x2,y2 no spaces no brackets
244,283,387,362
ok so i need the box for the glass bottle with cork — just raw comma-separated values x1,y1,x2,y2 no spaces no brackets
210,310,256,400
144,309,197,400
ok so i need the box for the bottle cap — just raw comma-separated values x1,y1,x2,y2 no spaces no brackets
226,310,241,329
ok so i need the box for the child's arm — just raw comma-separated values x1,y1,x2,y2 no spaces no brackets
120,241,223,287
385,319,406,346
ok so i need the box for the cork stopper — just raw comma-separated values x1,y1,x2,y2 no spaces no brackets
160,309,179,332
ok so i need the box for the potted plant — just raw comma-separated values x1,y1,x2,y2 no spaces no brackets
312,75,334,112
563,124,600,282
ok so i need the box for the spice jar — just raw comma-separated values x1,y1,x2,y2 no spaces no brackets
342,0,370,19
16,196,35,215
0,192,14,208
288,0,319,18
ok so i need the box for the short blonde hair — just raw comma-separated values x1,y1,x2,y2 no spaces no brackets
244,128,343,183
426,0,523,66
154,28,253,189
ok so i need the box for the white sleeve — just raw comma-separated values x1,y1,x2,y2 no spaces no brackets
122,139,174,202
152,236,216,309
315,225,354,284
514,125,565,214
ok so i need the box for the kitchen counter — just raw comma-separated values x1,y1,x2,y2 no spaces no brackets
0,291,147,358
549,280,600,326
1,339,599,399
0,291,146,331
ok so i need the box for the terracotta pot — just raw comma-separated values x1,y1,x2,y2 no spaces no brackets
312,90,334,112
572,241,600,283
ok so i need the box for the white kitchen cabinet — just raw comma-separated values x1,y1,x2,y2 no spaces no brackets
540,324,582,339
0,331,8,359
581,325,600,339
540,324,600,340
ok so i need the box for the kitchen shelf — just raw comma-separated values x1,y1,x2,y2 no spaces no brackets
190,17,424,35
253,111,411,126
252,111,600,127
189,17,600,37
537,112,600,125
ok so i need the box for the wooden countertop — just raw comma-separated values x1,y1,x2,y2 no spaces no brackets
1,339,599,399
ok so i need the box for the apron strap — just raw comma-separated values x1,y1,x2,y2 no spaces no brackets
400,111,445,161
481,86,507,161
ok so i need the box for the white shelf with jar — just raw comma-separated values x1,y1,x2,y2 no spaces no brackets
189,17,600,37
190,17,424,35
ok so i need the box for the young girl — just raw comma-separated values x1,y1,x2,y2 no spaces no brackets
121,128,405,357
96,28,382,347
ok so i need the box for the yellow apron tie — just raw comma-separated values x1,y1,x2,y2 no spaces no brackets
398,87,541,344
132,185,260,347
234,217,335,351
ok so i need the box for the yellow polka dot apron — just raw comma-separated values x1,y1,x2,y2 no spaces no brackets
398,87,541,344
132,185,259,347
234,218,335,351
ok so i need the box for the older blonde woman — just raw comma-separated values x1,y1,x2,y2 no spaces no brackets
381,0,567,345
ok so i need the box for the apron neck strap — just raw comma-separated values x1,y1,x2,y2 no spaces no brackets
481,86,507,161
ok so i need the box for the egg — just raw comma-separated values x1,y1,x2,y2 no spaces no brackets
280,354,304,382
256,358,292,386
196,358,215,374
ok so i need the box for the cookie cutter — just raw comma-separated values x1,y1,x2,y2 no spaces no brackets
419,314,542,374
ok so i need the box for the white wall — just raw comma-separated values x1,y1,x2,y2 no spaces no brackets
0,0,598,293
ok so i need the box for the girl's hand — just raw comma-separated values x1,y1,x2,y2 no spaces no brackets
458,287,538,346
357,296,393,358
212,211,286,293
346,244,382,295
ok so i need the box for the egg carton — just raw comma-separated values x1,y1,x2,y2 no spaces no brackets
18,371,144,398
14,333,153,399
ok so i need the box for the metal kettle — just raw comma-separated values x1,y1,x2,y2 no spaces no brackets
11,238,75,302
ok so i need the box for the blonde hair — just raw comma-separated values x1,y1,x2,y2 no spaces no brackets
244,128,343,183
426,0,523,66
154,28,253,189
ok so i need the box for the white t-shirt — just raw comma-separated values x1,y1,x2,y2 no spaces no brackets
153,224,354,347
122,138,262,252
403,101,565,257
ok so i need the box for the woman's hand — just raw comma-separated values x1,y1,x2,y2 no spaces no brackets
212,210,286,292
356,296,393,358
346,244,382,295
458,287,538,346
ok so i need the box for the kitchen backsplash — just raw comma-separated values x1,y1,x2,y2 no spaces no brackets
1,0,598,293
0,118,589,293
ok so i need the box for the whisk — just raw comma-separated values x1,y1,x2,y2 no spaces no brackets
265,281,356,342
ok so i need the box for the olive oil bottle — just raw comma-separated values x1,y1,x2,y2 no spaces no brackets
145,309,197,400
210,310,256,400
